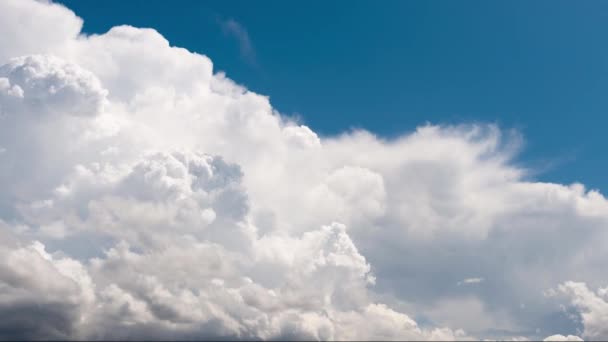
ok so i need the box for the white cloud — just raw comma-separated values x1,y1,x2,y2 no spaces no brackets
555,281,608,340
458,278,485,286
543,334,584,341
0,0,607,340
0,55,107,117
0,0,82,64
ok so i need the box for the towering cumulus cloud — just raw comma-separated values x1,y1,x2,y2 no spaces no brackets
1,0,607,340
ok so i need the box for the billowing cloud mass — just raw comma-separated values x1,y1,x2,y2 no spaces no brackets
0,0,607,340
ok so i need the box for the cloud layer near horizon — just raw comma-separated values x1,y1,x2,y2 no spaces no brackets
1,0,608,340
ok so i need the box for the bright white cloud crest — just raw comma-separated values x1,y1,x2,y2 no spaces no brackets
0,0,607,340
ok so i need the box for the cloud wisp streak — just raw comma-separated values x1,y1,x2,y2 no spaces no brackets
220,17,257,66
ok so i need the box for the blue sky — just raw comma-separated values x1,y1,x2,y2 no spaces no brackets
61,0,608,192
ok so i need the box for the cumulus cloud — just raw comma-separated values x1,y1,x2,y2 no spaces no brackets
552,281,608,340
0,233,93,340
0,0,82,64
0,54,107,117
0,0,607,340
543,334,584,341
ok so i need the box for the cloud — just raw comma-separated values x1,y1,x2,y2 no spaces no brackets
220,18,256,65
543,335,584,341
0,237,93,340
0,54,108,117
553,281,608,340
457,278,484,286
0,0,607,340
0,0,82,64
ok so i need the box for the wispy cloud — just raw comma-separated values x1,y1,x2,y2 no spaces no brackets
457,277,484,286
220,18,256,65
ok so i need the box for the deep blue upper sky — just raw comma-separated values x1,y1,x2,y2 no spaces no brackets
59,0,608,192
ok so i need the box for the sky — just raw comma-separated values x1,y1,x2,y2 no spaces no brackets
61,0,608,193
2,0,608,341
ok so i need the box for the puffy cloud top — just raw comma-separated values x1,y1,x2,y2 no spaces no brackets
0,55,107,117
0,0,82,63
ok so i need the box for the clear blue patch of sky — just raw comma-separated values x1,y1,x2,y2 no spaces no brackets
59,0,608,192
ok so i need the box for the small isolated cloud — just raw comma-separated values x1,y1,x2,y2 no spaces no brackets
457,277,484,286
220,18,256,65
